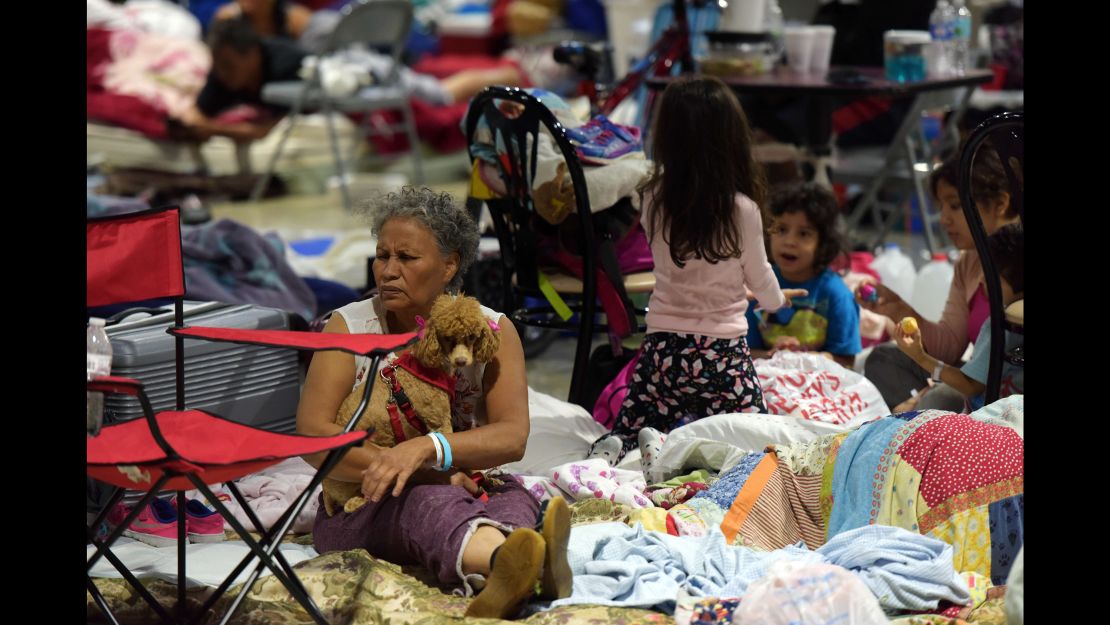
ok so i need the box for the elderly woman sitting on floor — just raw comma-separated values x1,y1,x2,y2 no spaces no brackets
297,187,570,619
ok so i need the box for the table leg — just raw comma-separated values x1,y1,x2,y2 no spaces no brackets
844,94,931,250
805,97,834,188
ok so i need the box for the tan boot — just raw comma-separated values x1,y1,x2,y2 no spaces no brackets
539,496,573,600
465,528,545,619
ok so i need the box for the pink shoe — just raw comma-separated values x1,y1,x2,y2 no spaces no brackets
107,499,179,548
174,497,226,543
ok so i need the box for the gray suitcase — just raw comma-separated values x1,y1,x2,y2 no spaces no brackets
89,301,305,518
104,301,304,433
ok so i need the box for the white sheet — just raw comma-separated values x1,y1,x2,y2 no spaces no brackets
87,113,357,176
647,412,854,483
505,388,641,479
87,537,318,588
547,458,653,508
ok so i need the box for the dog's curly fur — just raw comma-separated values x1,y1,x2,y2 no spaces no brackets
322,294,501,515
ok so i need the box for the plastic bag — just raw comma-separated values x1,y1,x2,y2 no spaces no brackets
735,561,888,625
756,351,890,426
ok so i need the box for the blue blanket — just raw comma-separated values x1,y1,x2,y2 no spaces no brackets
550,523,969,614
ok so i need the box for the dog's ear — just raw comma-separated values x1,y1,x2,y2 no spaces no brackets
412,321,444,367
474,317,502,362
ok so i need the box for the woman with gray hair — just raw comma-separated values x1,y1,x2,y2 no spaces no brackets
297,187,571,619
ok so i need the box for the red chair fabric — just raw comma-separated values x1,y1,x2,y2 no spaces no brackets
87,207,184,306
87,410,368,491
172,325,417,355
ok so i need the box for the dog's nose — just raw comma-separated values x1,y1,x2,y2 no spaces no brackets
454,356,469,367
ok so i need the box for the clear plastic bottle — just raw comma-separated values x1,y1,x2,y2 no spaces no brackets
928,0,955,76
764,0,785,65
951,0,972,75
87,317,112,435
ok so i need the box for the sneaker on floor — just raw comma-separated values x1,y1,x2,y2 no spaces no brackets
638,427,667,478
173,497,226,543
107,499,179,548
464,528,545,619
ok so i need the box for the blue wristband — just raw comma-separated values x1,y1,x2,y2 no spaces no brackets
432,432,452,472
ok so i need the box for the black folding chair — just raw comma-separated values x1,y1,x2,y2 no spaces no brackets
957,111,1023,404
463,86,654,408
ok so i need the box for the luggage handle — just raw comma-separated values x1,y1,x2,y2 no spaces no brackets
104,307,171,326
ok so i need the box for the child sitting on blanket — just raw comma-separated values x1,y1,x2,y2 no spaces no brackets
895,223,1023,411
587,76,805,467
745,183,862,369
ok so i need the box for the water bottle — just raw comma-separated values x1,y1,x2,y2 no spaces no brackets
871,243,917,303
951,0,972,75
928,0,954,76
87,317,112,436
764,0,785,65
909,253,955,322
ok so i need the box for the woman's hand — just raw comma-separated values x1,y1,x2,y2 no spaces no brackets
406,468,482,496
856,281,913,321
360,436,434,503
449,471,482,496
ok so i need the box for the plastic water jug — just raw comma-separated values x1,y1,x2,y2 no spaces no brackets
871,243,917,303
910,253,955,322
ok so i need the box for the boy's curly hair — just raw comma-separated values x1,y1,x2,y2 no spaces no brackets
767,182,847,273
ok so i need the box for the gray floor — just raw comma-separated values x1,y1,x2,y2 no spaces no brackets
523,335,582,401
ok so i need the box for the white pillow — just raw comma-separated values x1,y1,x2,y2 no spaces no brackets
648,412,853,483
502,388,608,476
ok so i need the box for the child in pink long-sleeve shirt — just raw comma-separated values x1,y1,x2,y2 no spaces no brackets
589,76,805,465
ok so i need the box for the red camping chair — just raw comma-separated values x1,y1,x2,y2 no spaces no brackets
85,206,415,625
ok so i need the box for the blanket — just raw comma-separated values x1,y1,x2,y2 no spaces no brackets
87,26,209,123
89,548,672,625
182,219,317,321
670,406,1023,585
551,523,968,613
188,458,323,535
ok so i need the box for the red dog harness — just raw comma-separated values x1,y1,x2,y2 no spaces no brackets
379,352,457,444
380,352,488,501
380,364,426,443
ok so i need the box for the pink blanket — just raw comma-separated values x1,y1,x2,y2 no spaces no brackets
189,457,322,534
